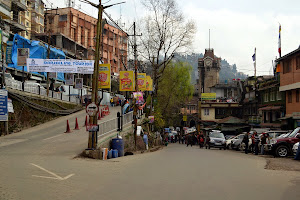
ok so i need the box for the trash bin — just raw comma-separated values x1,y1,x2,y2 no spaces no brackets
112,149,118,158
107,150,112,159
111,138,124,157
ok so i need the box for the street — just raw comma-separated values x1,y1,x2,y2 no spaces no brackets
1,119,300,200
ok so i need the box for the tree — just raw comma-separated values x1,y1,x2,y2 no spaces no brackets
139,0,196,95
154,61,194,128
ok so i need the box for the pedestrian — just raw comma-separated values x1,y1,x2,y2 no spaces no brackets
178,134,181,144
243,132,250,154
186,134,193,147
254,132,260,155
205,134,211,149
110,98,114,107
182,135,185,144
198,132,204,148
171,135,174,143
260,133,267,155
294,143,300,160
250,133,255,153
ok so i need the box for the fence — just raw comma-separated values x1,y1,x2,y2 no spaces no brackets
98,111,133,136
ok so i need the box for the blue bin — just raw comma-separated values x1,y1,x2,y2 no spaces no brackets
107,150,112,159
111,138,124,157
112,149,118,158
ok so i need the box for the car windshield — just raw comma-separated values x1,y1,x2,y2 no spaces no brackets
210,132,224,138
288,128,300,138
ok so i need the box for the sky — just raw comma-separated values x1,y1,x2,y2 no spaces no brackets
44,0,300,76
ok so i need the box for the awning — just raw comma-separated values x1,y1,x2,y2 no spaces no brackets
258,106,282,111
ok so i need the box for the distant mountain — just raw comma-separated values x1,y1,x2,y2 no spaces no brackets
174,53,247,84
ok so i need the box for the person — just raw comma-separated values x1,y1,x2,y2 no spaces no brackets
260,133,268,155
178,134,181,144
294,143,300,160
110,98,114,107
250,133,255,153
171,135,174,143
243,132,250,154
186,134,193,147
198,133,204,148
254,132,260,155
205,134,211,149
182,135,185,144
143,132,149,150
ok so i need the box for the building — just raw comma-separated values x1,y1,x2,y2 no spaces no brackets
276,47,300,129
258,77,285,128
198,48,221,94
43,7,128,74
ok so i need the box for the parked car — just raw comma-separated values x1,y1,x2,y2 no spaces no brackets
270,127,300,157
264,130,289,151
225,135,235,140
206,131,226,150
293,142,299,156
231,134,245,150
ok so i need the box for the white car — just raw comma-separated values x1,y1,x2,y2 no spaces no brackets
293,142,299,156
226,134,243,149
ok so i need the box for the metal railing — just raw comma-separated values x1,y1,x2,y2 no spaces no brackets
98,111,133,136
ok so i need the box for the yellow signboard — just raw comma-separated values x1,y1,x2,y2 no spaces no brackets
201,93,216,100
119,71,135,91
137,73,146,91
98,63,111,89
146,76,153,91
183,115,187,122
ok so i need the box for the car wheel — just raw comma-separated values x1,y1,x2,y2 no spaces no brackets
236,145,241,151
219,148,222,150
276,145,289,157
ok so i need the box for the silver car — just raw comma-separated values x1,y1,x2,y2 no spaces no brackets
293,142,299,156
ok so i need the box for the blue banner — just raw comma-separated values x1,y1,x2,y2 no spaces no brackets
0,90,8,121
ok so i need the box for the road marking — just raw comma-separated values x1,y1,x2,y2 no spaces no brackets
43,134,63,141
30,163,74,181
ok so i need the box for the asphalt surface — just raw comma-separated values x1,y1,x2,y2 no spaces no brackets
0,114,300,200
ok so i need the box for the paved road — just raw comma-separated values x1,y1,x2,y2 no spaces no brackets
1,120,299,199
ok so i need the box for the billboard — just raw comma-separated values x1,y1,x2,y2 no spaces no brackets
98,63,111,89
146,76,153,91
201,93,216,100
137,73,146,91
119,71,134,91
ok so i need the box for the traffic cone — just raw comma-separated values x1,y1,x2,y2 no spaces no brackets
97,111,101,120
65,120,71,133
84,116,88,127
74,117,80,130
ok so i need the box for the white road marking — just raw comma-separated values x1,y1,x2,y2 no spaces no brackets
30,163,74,181
43,134,63,141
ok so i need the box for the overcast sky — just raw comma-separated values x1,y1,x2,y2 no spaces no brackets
45,0,300,76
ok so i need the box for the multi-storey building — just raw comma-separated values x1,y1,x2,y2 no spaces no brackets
276,47,300,129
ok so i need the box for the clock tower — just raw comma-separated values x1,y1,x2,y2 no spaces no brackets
198,48,221,95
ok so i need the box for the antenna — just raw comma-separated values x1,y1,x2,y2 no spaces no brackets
209,29,210,49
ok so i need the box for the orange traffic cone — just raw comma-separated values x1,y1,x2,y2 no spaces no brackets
65,120,71,133
74,117,80,130
97,111,101,120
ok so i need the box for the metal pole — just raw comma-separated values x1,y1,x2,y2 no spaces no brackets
46,29,51,96
133,22,138,149
22,43,25,91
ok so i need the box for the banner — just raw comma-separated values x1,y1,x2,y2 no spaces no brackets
27,58,94,73
119,71,134,91
65,73,74,85
133,92,144,104
146,76,153,91
17,48,30,66
137,73,146,91
98,63,111,89
74,78,83,89
201,93,216,100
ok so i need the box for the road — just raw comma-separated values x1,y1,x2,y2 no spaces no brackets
0,116,300,200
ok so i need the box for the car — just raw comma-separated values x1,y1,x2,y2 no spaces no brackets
264,130,289,151
225,135,235,140
293,142,299,156
230,134,245,150
206,131,226,150
270,127,300,157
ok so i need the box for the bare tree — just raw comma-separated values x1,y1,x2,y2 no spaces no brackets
138,0,196,94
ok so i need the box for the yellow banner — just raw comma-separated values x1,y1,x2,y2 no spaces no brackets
146,76,153,91
201,93,216,100
98,63,111,89
137,73,146,91
119,71,135,91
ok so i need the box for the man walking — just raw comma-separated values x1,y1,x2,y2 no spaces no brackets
243,132,250,154
186,134,193,147
254,132,260,155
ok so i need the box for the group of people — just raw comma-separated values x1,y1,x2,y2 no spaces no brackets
242,131,263,155
165,132,206,148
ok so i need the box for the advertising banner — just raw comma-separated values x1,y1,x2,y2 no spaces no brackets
133,92,144,104
0,90,8,121
17,48,30,66
119,71,134,91
146,76,153,91
74,78,83,89
137,73,146,91
65,73,74,85
74,60,94,74
6,41,13,64
201,93,216,100
98,63,111,89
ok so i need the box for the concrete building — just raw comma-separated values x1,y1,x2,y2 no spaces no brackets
43,7,128,74
276,47,300,129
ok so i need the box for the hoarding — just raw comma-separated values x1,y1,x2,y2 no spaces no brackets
119,71,134,91
98,63,111,89
201,93,216,100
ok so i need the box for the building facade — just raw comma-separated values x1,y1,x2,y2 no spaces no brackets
277,48,300,129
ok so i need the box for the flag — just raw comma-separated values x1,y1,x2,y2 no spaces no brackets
278,24,281,57
252,51,256,62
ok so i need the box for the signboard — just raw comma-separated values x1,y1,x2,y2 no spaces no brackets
146,76,153,91
65,73,74,86
48,72,57,79
8,98,14,113
201,93,216,100
98,63,111,89
0,30,2,62
183,115,187,122
74,78,83,89
6,41,13,64
86,102,98,117
27,59,94,73
137,73,146,91
17,48,29,66
119,71,134,91
87,124,99,132
0,90,8,121
133,92,144,104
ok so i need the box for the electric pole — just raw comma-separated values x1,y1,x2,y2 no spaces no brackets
133,22,138,149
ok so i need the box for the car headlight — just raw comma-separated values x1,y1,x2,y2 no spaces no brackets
270,139,277,145
210,139,215,143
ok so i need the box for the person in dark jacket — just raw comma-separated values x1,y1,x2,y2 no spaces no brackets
186,134,193,147
254,132,260,155
243,132,250,154
205,134,211,149
260,133,268,155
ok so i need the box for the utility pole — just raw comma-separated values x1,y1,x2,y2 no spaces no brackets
133,22,138,149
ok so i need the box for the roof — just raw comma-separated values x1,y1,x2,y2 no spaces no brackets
258,106,282,111
217,116,245,124
276,47,300,62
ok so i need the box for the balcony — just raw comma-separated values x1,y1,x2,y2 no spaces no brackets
3,19,27,33
12,0,27,11
0,1,11,19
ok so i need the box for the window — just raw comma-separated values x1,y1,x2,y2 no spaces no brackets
26,22,29,27
204,108,209,116
264,92,269,102
297,89,300,103
288,91,292,103
297,56,300,70
40,26,44,33
283,59,291,74
26,31,28,36
270,90,275,101
59,15,67,22
26,11,29,17
40,17,44,24
277,91,282,100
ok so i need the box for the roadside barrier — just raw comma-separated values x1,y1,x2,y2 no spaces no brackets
65,120,71,133
74,117,80,130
